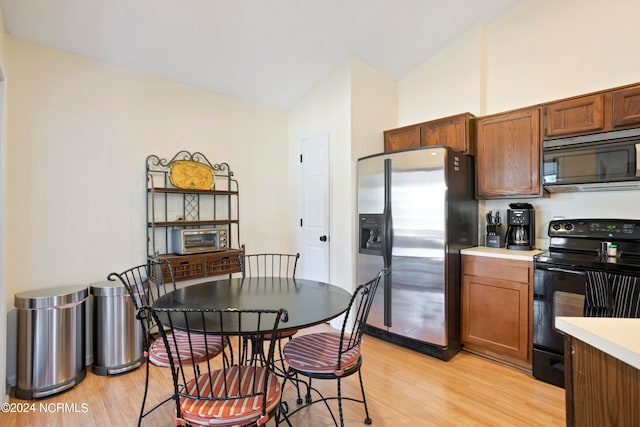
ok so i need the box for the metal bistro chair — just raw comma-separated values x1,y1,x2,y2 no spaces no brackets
239,252,300,364
108,260,225,426
241,252,300,279
279,270,384,427
142,306,287,427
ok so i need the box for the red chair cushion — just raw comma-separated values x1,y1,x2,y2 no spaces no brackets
179,366,281,426
283,332,361,375
149,329,224,367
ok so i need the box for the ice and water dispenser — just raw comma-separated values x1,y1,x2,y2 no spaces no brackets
359,214,385,255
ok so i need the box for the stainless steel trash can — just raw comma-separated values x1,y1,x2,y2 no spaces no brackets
15,285,88,399
90,280,144,376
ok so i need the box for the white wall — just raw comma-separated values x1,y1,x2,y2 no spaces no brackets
4,37,289,385
485,0,640,114
0,4,8,404
6,37,289,292
350,59,398,161
350,59,397,286
288,61,351,295
398,0,640,248
398,24,486,125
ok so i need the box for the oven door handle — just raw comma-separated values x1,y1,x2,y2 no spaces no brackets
541,267,586,275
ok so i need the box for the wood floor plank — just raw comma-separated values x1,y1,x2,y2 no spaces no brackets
2,324,565,426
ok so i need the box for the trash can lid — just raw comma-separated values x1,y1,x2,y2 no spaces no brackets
90,280,131,297
14,285,89,309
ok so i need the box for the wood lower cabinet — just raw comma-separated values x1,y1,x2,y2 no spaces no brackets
461,255,533,369
384,113,475,154
475,107,542,198
564,335,640,427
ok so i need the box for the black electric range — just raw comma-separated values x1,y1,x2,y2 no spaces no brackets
532,218,640,388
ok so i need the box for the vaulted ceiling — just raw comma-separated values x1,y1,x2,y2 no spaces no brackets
1,0,519,110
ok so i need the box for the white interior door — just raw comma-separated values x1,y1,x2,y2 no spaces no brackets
299,133,330,282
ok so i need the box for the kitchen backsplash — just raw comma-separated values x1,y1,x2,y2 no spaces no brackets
480,189,640,250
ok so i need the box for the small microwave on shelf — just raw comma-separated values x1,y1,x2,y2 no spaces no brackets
171,228,227,255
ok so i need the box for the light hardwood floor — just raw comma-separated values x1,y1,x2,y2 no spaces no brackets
3,324,565,426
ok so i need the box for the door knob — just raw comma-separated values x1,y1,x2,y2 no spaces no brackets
319,235,327,242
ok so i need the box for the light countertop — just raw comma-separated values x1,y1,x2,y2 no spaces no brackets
555,317,640,370
460,246,544,261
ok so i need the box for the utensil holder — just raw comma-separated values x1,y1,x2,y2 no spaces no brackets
486,234,502,248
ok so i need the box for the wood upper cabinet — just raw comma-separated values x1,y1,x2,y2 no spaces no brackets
383,124,421,152
384,113,475,154
475,107,542,199
612,85,640,128
461,255,533,370
543,94,604,138
420,113,475,154
543,83,640,139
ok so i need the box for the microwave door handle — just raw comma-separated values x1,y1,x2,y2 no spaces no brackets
635,143,640,177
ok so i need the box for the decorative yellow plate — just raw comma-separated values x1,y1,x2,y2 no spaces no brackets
169,160,215,190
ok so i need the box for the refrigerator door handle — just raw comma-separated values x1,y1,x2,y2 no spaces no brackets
383,158,393,268
384,270,392,327
383,158,392,327
383,207,392,267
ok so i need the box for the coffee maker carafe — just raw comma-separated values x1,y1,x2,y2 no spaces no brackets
506,203,535,250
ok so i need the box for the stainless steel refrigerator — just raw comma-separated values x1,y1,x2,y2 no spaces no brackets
357,146,477,361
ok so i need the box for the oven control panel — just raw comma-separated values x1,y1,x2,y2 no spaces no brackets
548,219,640,239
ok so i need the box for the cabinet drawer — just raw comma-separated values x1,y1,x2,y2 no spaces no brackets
166,255,206,281
462,256,532,284
206,253,242,276
155,249,243,282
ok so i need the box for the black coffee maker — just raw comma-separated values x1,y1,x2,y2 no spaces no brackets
506,203,535,250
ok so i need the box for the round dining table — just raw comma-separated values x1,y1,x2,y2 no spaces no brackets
152,276,352,334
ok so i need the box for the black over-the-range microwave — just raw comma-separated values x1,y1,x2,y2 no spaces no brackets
543,128,640,192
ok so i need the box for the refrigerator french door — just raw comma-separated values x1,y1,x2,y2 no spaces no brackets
357,146,477,360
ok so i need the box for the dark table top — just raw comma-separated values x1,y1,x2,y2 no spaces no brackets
152,277,352,334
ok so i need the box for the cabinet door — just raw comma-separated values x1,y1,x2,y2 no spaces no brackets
420,113,474,154
612,85,640,128
476,108,541,198
461,273,530,361
384,125,420,152
566,336,640,427
543,94,605,138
